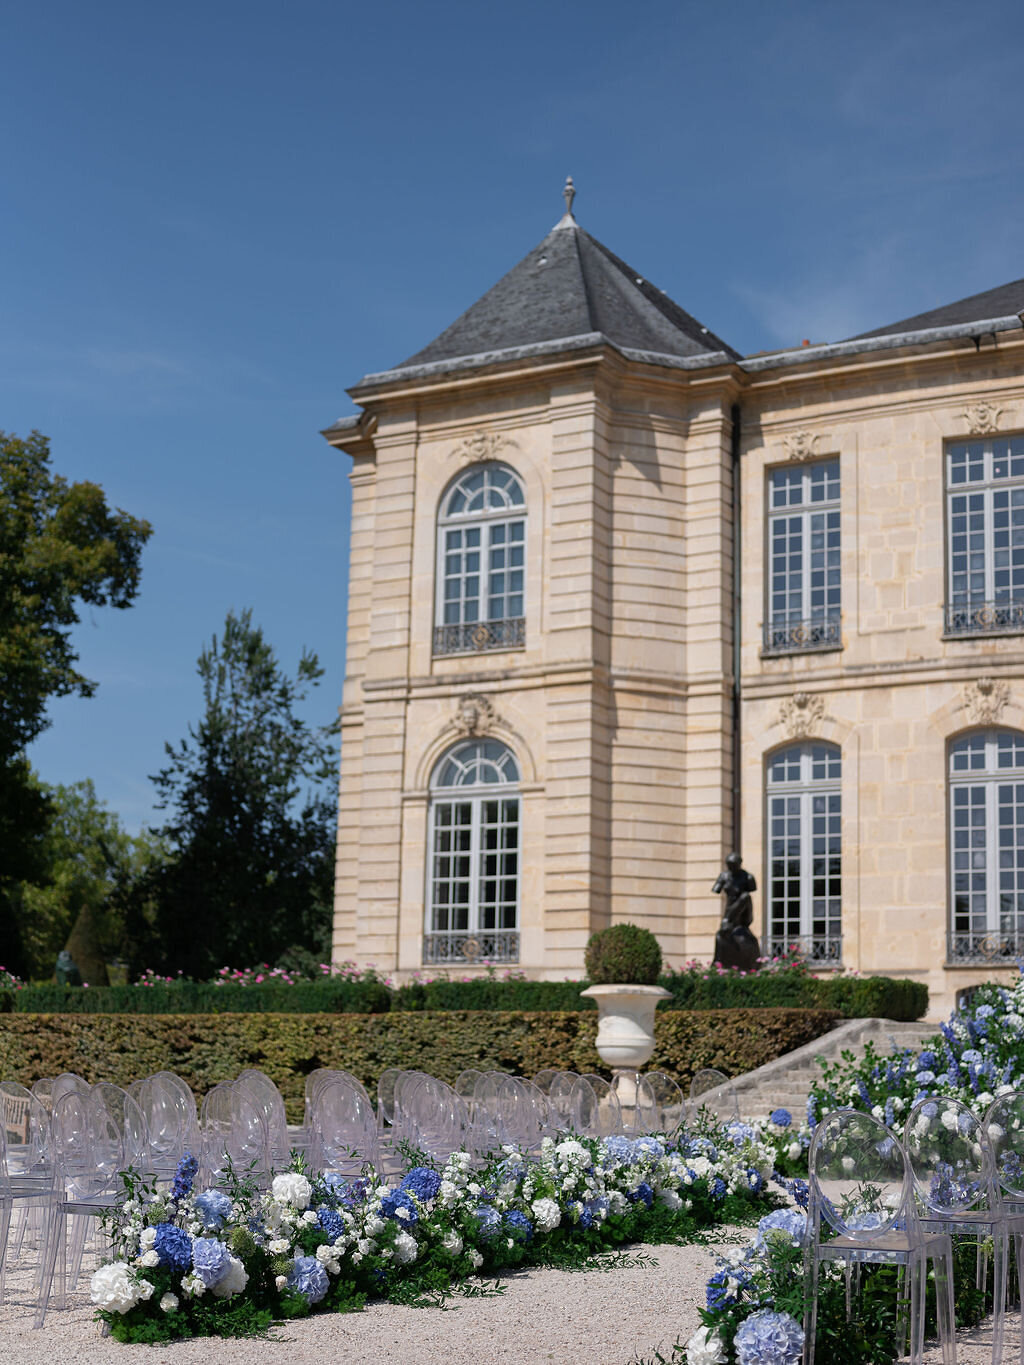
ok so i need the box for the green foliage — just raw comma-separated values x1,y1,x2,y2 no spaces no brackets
659,964,927,1020
4,976,392,1015
12,777,166,982
0,430,151,975
392,974,593,1012
584,923,663,985
0,1006,837,1123
124,609,338,979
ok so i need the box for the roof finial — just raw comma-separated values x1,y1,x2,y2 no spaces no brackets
555,175,577,229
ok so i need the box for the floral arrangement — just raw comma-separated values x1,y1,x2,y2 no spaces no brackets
807,973,1024,1135
91,1119,782,1343
0,965,25,989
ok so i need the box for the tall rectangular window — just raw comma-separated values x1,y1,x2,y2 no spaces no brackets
945,435,1024,636
764,460,841,654
765,742,842,964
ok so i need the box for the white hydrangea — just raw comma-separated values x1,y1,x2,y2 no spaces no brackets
442,1228,463,1255
786,1142,802,1161
210,1255,248,1299
438,1180,460,1206
393,1231,419,1265
365,1215,386,1238
139,1249,160,1269
531,1197,561,1233
658,1189,682,1211
686,1325,726,1365
468,1249,483,1269
271,1173,312,1210
159,1292,179,1314
90,1262,141,1313
316,1244,342,1275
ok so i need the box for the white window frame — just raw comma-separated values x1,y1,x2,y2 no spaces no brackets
765,742,842,964
948,729,1024,962
434,463,526,655
424,739,520,965
945,435,1024,635
764,458,841,654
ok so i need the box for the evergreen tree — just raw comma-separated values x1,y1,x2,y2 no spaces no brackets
129,609,337,977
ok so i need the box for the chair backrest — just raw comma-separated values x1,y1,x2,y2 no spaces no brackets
51,1087,143,1201
377,1067,403,1126
131,1073,200,1167
579,1075,623,1138
531,1069,558,1095
200,1082,271,1186
688,1068,739,1122
904,1096,993,1216
609,1072,660,1135
984,1090,1024,1201
0,1081,49,1176
645,1072,686,1137
547,1072,585,1132
308,1076,378,1174
400,1075,471,1159
235,1069,289,1165
90,1083,150,1180
809,1107,912,1240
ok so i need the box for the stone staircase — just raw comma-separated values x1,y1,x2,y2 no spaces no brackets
726,1016,940,1122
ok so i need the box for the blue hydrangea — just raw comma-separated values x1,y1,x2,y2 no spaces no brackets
473,1205,501,1240
917,1050,937,1071
317,1206,345,1241
681,1135,718,1162
380,1189,418,1224
603,1135,637,1166
725,1121,758,1147
734,1309,803,1365
789,1179,810,1210
400,1166,442,1203
194,1189,233,1230
976,1004,995,1020
154,1222,193,1273
709,1177,727,1202
633,1136,664,1159
769,1108,792,1128
746,1168,764,1194
496,1157,527,1185
627,1182,654,1208
287,1255,329,1305
170,1151,198,1202
756,1208,808,1248
572,1201,593,1229
191,1237,231,1287
586,1195,609,1221
505,1209,533,1242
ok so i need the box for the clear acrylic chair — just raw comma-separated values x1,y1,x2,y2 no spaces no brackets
807,1108,955,1365
906,1094,1024,1365
397,1075,472,1163
199,1082,271,1188
531,1069,558,1096
689,1068,740,1123
235,1069,290,1169
308,1076,379,1178
35,1084,149,1325
129,1072,199,1180
645,1072,685,1138
609,1072,660,1135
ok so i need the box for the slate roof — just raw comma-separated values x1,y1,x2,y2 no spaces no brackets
394,214,739,373
850,277,1024,340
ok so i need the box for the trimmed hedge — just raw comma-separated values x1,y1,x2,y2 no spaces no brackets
0,978,392,1016
0,1008,839,1123
0,972,928,1021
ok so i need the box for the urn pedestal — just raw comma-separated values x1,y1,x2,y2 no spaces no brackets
580,983,671,1070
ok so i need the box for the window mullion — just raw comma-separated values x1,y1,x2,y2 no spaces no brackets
468,794,481,934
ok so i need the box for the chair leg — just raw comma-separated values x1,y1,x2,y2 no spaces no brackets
909,1253,926,1365
0,1198,11,1307
992,1231,1010,1365
933,1244,956,1365
34,1205,66,1328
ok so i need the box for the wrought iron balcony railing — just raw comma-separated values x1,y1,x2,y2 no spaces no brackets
944,600,1024,637
947,930,1024,965
433,617,526,656
422,930,519,965
762,616,841,655
765,932,843,966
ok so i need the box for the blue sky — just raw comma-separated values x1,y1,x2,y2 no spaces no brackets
4,0,1023,831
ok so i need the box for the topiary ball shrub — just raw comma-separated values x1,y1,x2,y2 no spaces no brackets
584,923,663,985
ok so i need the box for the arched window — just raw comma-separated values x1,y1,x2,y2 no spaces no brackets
765,742,842,963
425,739,520,964
434,463,526,655
948,730,1024,962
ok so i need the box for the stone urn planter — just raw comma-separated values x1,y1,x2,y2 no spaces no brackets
580,983,671,1069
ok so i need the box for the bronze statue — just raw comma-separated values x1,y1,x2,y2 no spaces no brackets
712,853,761,971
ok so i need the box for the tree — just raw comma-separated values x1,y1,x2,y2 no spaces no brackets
11,777,166,982
0,430,152,968
128,609,338,978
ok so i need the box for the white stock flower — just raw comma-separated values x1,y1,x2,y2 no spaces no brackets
786,1142,802,1161
271,1173,312,1210
159,1292,179,1314
941,1111,958,1131
685,1324,726,1365
393,1231,419,1265
137,1278,155,1301
468,1249,483,1269
316,1244,341,1275
211,1255,248,1299
442,1228,463,1255
90,1262,141,1314
438,1180,459,1205
978,1093,994,1110
365,1215,386,1237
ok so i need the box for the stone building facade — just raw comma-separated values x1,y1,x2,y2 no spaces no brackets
323,186,1024,1015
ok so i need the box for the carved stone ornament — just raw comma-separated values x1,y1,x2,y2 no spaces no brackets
962,402,1003,436
452,429,518,465
778,692,826,738
453,693,496,736
782,430,820,462
963,677,1010,726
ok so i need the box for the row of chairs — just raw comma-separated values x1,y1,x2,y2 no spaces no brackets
807,1092,1024,1365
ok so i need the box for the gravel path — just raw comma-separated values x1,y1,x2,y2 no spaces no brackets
0,1238,1010,1364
